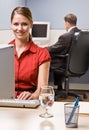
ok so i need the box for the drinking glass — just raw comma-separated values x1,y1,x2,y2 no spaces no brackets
39,86,55,118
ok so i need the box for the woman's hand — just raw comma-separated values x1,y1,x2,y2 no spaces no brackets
17,91,32,100
17,91,39,100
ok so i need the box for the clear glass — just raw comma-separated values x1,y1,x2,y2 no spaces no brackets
39,86,55,118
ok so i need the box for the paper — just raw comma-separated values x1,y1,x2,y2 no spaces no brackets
79,102,89,114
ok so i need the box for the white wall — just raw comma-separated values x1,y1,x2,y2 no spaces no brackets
0,30,14,44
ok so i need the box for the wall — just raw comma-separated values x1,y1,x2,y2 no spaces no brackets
0,0,89,30
0,30,14,44
0,0,25,29
27,0,89,30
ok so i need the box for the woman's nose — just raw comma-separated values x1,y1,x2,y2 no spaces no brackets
18,25,22,30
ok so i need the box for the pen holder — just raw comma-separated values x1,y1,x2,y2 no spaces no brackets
64,103,80,128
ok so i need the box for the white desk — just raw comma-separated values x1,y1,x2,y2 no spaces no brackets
0,101,89,130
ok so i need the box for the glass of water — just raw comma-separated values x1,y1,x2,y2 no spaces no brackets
39,86,55,118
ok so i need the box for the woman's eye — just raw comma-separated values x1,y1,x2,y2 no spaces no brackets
22,23,28,26
13,23,18,26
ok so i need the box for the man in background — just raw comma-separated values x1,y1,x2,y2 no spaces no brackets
46,13,80,91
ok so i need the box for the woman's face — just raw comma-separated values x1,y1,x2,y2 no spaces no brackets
11,13,32,41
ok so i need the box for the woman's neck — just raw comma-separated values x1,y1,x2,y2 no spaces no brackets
15,39,28,48
15,39,29,58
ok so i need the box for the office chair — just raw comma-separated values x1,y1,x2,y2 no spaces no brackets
53,31,89,101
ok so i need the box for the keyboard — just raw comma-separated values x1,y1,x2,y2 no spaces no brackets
0,99,40,108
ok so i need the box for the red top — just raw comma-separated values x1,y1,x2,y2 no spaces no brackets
9,40,51,98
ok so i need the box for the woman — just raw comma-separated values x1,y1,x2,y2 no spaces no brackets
9,6,51,100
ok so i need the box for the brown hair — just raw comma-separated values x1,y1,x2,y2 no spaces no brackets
64,13,77,25
11,6,33,39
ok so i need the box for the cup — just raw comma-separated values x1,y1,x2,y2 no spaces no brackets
64,103,80,128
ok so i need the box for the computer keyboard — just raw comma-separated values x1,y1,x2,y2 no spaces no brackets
0,99,40,108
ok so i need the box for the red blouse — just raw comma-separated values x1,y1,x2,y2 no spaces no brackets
9,40,51,98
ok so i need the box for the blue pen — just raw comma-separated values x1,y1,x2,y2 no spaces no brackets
67,97,79,125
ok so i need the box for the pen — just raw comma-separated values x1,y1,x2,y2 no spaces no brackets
67,97,79,125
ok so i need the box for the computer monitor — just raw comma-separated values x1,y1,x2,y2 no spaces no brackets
0,44,15,99
31,21,50,41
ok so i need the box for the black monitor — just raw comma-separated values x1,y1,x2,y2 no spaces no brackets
31,21,50,41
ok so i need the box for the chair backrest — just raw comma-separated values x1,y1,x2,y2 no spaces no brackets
68,31,89,76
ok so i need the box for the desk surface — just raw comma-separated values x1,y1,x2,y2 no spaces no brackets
0,101,89,130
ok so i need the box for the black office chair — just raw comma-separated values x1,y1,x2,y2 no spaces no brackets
53,31,89,101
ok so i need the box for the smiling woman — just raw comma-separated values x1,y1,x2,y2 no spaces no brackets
10,6,33,42
8,6,51,100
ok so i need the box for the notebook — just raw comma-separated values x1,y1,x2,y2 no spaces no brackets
0,44,40,108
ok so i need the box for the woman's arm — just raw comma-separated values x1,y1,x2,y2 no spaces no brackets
30,61,50,99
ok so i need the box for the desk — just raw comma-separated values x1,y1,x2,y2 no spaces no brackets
0,102,89,130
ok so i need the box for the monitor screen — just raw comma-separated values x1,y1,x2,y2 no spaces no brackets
31,21,50,41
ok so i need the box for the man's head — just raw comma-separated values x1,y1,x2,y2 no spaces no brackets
64,13,77,31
